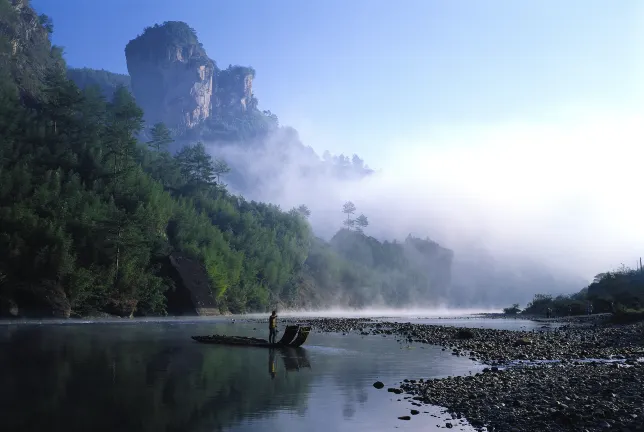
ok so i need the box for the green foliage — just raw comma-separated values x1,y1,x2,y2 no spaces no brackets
125,21,206,63
318,230,452,307
522,264,644,316
522,293,585,316
296,205,311,219
147,122,173,152
38,13,54,34
355,214,369,233
587,265,644,310
67,67,131,101
342,201,356,229
0,0,63,100
503,303,521,315
609,308,644,324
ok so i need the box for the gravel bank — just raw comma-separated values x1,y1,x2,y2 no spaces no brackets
396,363,644,432
268,317,644,366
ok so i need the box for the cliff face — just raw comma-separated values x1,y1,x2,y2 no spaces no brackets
215,65,257,113
125,22,257,129
125,21,215,128
0,0,64,101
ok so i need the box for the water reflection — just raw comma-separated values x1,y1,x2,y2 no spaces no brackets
0,324,315,432
0,321,485,432
269,348,277,379
268,346,312,379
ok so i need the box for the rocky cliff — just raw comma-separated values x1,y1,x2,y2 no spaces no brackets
0,0,64,102
125,21,258,130
215,65,257,113
125,21,215,128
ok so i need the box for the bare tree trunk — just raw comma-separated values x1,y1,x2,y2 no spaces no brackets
114,226,121,287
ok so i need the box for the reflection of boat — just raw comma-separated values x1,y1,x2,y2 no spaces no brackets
279,347,312,371
269,346,312,379
191,325,311,348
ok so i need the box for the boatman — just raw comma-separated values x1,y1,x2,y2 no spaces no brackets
269,310,278,344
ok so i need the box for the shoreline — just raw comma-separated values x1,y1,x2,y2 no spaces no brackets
266,316,644,432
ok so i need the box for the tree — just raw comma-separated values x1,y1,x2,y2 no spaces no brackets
503,303,521,315
175,142,216,188
355,214,369,233
296,205,311,218
343,218,355,230
342,201,356,229
213,158,231,184
147,122,173,152
102,86,144,288
38,14,54,34
103,86,144,192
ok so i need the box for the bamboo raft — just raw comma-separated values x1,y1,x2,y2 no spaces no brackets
191,325,311,348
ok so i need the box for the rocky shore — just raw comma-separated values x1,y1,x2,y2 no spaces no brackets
397,362,643,432
251,316,644,431
273,317,644,366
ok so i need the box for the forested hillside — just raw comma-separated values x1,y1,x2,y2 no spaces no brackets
0,0,453,318
66,68,131,100
518,264,644,318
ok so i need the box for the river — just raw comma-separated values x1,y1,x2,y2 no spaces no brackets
0,316,546,432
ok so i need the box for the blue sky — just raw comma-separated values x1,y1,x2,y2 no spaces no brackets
31,0,643,168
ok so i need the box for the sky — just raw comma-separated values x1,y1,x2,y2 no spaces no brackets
32,0,644,166
30,0,644,278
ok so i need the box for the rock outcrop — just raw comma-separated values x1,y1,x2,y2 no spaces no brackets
125,21,215,128
1,0,63,101
215,65,257,113
166,254,221,316
125,21,258,129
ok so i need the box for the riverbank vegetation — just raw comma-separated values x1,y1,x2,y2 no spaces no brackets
502,263,644,320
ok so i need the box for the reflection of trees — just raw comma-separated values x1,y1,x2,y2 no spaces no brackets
0,325,313,432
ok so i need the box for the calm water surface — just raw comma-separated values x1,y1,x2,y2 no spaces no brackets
0,317,535,432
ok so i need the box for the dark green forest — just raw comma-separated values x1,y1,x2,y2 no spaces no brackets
66,68,131,101
0,1,452,318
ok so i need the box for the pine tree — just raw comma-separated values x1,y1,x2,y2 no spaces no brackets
355,214,369,233
147,122,173,152
342,201,356,229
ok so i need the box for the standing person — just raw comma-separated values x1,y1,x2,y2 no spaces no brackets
269,310,278,344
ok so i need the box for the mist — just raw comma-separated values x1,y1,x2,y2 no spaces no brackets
242,307,500,319
203,106,644,304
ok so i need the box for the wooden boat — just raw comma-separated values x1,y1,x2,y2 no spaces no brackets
191,325,311,348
